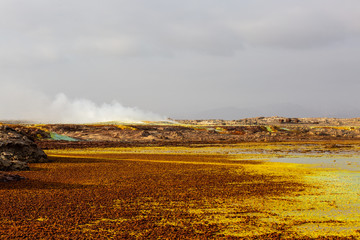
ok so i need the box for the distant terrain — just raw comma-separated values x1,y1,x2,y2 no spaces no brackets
1,117,360,149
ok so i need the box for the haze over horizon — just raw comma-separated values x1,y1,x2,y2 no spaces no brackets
1,0,360,122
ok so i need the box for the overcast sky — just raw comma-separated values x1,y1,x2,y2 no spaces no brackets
1,0,360,121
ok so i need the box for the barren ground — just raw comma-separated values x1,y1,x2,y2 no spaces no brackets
0,118,359,239
2,117,360,149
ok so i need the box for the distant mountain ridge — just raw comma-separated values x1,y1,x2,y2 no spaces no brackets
178,103,360,120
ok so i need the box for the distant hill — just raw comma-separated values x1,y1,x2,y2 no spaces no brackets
178,103,360,120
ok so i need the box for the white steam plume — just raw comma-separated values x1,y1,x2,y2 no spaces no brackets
0,85,165,123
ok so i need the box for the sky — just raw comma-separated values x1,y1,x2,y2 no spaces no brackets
1,0,360,122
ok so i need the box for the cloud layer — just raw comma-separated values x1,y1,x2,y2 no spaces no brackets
1,0,360,119
1,0,359,63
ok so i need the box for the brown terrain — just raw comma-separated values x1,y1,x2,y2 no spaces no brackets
1,117,360,239
1,116,360,150
1,116,360,182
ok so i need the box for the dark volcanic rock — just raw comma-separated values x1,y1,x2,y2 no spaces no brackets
0,157,29,171
0,172,26,182
0,125,48,171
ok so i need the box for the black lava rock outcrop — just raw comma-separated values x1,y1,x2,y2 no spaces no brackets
0,172,25,182
0,125,48,172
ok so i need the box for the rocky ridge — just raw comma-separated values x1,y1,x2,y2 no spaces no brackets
2,117,360,150
177,117,360,126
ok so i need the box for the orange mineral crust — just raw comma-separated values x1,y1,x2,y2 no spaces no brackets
1,143,359,239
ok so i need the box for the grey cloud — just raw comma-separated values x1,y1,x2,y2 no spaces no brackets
0,0,360,120
237,16,348,49
1,0,360,59
229,2,360,49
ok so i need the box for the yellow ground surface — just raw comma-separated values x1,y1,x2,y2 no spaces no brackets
1,142,359,239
